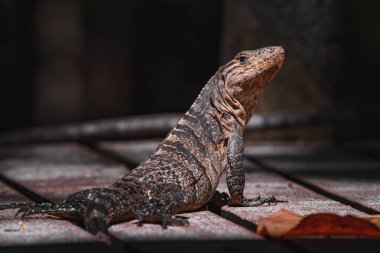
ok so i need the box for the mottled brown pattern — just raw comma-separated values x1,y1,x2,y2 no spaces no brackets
0,46,285,243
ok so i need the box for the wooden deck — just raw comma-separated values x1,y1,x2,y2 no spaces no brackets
0,140,379,253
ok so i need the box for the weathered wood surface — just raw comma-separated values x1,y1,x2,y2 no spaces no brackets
0,141,379,252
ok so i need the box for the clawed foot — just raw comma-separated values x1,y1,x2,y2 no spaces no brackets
15,206,41,219
247,195,278,206
133,208,189,229
209,191,287,207
230,195,287,207
158,214,189,229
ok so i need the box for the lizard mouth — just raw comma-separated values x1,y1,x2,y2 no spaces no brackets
264,47,285,85
268,46,285,70
277,53,285,69
260,64,281,88
275,47,285,68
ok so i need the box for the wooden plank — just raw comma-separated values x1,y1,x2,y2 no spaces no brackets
0,142,292,252
0,219,98,247
220,149,380,253
0,194,108,251
110,210,292,253
9,140,375,252
110,210,258,241
245,143,380,212
96,141,295,251
0,143,128,202
0,181,28,205
0,143,125,248
97,140,380,253
217,159,365,225
98,141,290,246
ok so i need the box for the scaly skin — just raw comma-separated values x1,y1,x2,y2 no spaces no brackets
0,46,285,242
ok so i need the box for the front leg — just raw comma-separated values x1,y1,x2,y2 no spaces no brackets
226,119,277,207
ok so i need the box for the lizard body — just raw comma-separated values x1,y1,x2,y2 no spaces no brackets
0,46,285,241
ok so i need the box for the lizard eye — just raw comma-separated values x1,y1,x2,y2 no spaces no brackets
238,56,248,64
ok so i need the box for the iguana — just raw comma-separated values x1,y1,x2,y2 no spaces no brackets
0,46,285,241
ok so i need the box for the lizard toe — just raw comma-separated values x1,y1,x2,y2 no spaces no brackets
160,214,189,229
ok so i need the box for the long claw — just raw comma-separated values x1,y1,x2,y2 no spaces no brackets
21,210,30,220
15,207,30,218
232,195,286,207
137,216,143,226
161,218,168,229
275,199,289,203
161,215,189,228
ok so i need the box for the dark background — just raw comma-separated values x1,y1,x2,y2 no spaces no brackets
1,0,380,141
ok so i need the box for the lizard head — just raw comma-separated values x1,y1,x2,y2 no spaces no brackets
218,46,285,126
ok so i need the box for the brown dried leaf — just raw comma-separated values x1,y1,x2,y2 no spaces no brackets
257,209,380,238
362,215,380,227
257,209,302,237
